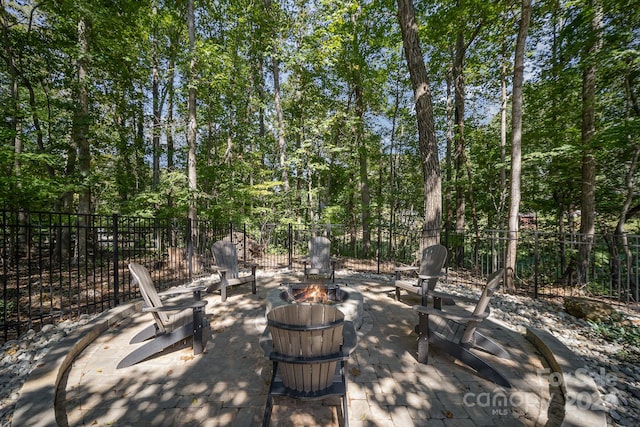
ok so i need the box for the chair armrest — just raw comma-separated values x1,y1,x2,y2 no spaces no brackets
239,261,257,274
413,305,489,322
210,264,228,273
158,285,207,297
418,273,444,280
395,266,418,273
428,290,478,305
143,299,208,313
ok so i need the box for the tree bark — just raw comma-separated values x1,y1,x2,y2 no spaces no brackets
577,0,603,284
152,5,161,189
74,16,91,261
453,30,466,234
187,0,198,231
272,55,290,192
505,0,532,290
397,0,442,251
351,17,371,257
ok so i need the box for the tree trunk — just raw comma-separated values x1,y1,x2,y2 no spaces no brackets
445,69,454,233
74,16,91,261
273,56,290,192
187,0,198,231
612,72,640,300
397,0,442,252
577,0,603,284
351,21,371,257
505,0,532,290
152,7,161,190
453,30,466,234
499,45,508,230
166,40,176,212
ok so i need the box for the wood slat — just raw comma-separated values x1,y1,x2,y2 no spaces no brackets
267,304,345,392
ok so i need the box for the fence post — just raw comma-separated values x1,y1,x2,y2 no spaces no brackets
243,223,247,260
534,230,539,299
377,224,382,274
187,218,193,281
113,213,119,306
288,223,292,269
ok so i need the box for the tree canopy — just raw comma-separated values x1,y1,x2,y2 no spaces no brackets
1,0,639,238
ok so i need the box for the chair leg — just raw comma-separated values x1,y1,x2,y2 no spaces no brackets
262,394,273,427
416,312,430,364
262,362,279,427
342,395,349,427
117,322,195,369
129,324,158,344
471,331,511,359
220,272,228,302
192,306,205,355
430,334,511,388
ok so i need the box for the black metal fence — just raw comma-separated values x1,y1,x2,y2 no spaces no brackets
1,211,638,342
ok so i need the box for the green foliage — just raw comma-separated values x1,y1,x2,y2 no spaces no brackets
588,314,640,350
0,0,638,248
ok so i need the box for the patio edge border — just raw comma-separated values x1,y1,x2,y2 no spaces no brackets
526,327,607,427
11,301,141,427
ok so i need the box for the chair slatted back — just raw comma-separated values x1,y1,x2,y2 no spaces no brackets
267,304,344,392
309,237,331,270
418,244,447,275
212,240,240,279
461,269,504,343
129,263,169,332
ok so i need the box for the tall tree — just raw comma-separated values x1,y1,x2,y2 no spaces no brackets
397,0,442,249
187,0,198,227
505,0,532,290
73,14,91,260
576,0,603,283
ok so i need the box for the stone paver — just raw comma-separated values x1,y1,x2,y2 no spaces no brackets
58,274,552,426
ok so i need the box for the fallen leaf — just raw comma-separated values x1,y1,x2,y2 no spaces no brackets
350,367,361,377
96,368,102,373
444,410,453,418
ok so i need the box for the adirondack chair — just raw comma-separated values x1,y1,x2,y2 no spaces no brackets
117,263,209,369
260,304,358,427
413,268,512,388
394,244,448,304
208,240,257,302
303,236,336,282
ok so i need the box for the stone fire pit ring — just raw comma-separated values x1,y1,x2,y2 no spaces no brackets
265,282,364,330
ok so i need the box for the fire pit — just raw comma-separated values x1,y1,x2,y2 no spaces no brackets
266,282,364,330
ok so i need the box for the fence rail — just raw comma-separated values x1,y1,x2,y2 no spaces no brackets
1,211,638,342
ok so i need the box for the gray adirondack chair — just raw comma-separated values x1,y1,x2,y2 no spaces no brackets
303,236,336,282
260,304,357,427
208,240,257,302
394,244,448,304
413,268,512,388
117,263,208,369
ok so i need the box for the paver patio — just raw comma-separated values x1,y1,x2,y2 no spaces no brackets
57,273,557,426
